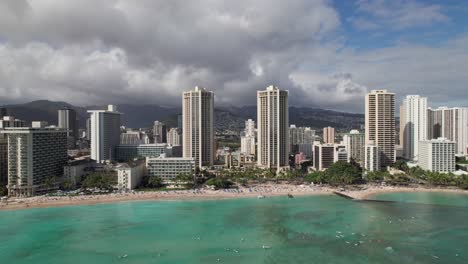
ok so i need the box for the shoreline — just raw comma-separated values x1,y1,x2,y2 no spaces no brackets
1,184,467,211
346,185,468,200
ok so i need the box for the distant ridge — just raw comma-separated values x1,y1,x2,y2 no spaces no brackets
1,100,364,131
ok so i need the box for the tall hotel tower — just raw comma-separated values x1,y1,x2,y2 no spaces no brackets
400,95,427,161
365,90,395,170
257,85,289,170
182,86,214,168
88,105,121,163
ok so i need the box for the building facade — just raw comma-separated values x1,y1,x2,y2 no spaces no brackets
1,126,68,197
419,138,456,173
427,107,468,155
88,105,122,163
364,142,380,172
58,107,79,149
289,125,314,154
323,126,335,144
153,121,167,143
116,161,146,190
167,128,182,146
146,155,195,182
115,143,181,161
400,95,428,161
257,85,289,170
343,130,365,166
182,86,214,168
313,144,335,171
365,90,395,170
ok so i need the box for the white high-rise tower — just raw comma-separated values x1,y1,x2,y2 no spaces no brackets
401,95,428,161
257,85,289,170
88,105,121,163
182,86,214,168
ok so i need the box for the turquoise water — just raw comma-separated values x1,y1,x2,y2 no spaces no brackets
0,193,467,264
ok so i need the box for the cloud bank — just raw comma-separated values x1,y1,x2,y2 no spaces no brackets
0,0,467,112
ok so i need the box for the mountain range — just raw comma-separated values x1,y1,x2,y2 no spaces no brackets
1,100,364,132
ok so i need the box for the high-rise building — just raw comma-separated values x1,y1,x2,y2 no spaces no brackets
289,125,315,154
313,144,346,171
86,118,91,141
245,119,256,137
257,85,289,170
1,125,68,197
58,107,79,149
182,86,214,168
88,105,122,163
343,130,365,166
241,119,256,156
120,131,147,145
167,127,182,146
365,90,395,170
364,142,380,172
153,121,167,143
323,126,335,144
177,114,183,129
427,107,468,155
400,95,428,161
0,116,27,190
419,138,455,173
240,136,256,156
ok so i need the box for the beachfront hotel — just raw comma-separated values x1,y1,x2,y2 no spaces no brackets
400,95,428,161
146,154,195,182
418,138,456,173
182,86,214,168
1,124,68,197
88,105,122,163
257,85,289,170
365,90,396,170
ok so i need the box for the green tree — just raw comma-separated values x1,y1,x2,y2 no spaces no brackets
60,179,74,191
205,178,234,189
82,172,116,190
323,161,363,185
393,160,409,173
147,176,164,188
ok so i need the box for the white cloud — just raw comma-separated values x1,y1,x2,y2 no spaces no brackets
0,0,466,113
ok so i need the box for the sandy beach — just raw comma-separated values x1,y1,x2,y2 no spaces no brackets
1,184,467,211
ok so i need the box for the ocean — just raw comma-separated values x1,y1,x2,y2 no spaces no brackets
0,192,467,263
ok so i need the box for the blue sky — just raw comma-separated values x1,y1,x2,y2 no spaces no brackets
335,0,468,50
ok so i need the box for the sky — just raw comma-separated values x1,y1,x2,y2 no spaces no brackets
0,0,467,113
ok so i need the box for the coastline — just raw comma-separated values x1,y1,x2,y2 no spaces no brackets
1,184,467,211
343,185,468,200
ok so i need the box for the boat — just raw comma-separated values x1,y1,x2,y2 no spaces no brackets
257,195,265,199
262,245,271,249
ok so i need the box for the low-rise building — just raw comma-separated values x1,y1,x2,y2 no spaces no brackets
116,160,146,190
146,154,195,182
418,138,456,173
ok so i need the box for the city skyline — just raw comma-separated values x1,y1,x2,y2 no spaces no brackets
0,1,467,113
